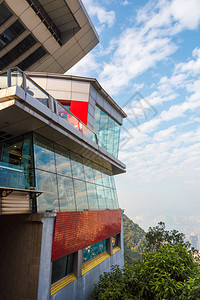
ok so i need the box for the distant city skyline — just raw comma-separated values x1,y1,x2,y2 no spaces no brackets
67,0,200,231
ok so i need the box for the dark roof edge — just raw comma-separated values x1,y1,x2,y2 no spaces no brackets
26,72,127,118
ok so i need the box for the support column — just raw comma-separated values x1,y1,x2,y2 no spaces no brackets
37,212,56,300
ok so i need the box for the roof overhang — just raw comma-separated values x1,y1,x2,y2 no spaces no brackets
2,0,99,73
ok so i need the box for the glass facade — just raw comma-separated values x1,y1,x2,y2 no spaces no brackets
0,132,119,212
93,106,121,158
52,252,75,284
34,133,119,212
0,133,34,190
83,240,107,263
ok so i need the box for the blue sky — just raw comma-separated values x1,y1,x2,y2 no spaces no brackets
67,0,200,232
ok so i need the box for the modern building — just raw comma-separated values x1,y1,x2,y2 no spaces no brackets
0,1,126,300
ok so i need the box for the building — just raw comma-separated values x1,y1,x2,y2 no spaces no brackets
190,233,199,250
0,1,126,300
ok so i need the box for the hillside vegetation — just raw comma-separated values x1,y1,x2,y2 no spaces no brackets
123,214,146,264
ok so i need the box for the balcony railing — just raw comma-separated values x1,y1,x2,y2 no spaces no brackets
0,68,98,144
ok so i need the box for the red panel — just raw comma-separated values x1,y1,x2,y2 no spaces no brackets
51,210,121,261
70,101,88,125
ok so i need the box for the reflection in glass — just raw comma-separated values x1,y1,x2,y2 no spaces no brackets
36,169,59,212
93,106,121,157
83,158,94,183
112,188,119,209
57,175,76,211
74,179,89,211
34,134,55,173
55,145,72,177
86,182,99,210
83,240,106,263
104,187,114,209
96,185,106,209
70,152,85,181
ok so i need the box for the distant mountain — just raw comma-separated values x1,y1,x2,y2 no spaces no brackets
123,214,146,265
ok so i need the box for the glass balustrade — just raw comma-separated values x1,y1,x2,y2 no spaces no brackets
0,68,98,144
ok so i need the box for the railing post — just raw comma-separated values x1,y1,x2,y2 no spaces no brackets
22,73,27,91
48,95,54,111
7,70,11,87
54,99,58,115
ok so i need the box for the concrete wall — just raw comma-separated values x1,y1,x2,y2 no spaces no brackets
51,249,124,300
0,214,43,300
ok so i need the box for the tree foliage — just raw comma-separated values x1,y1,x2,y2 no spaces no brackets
91,222,200,300
145,222,190,251
123,214,146,264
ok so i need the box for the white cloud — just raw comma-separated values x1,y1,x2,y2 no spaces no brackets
82,0,115,28
121,0,131,5
66,53,99,77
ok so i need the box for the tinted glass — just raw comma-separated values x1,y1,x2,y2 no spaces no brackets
18,46,47,70
0,34,36,70
0,3,12,26
83,240,107,263
52,253,75,284
0,20,25,50
0,134,34,189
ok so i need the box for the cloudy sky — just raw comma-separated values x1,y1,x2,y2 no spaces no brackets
67,0,200,231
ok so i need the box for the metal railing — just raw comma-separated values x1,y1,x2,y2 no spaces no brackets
0,68,98,144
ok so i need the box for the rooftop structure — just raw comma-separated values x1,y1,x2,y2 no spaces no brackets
0,0,98,73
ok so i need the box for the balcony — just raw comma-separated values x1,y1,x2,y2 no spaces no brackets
0,68,98,144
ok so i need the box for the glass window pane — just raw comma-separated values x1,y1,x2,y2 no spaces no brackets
34,134,56,173
0,3,12,26
70,152,85,181
86,182,99,210
113,123,120,157
83,240,107,263
83,158,94,183
107,118,115,154
35,170,59,212
18,46,47,71
0,20,25,50
102,173,110,187
93,106,101,133
57,175,76,211
105,187,114,209
0,34,37,70
66,253,75,275
55,145,72,177
52,256,67,284
73,179,89,210
96,185,106,209
112,188,119,209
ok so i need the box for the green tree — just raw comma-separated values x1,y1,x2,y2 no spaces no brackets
91,223,200,300
145,222,190,251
